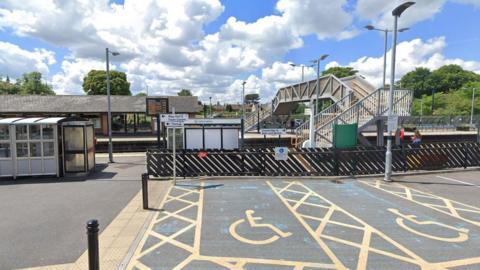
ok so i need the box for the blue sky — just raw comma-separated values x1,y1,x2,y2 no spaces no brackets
0,0,479,101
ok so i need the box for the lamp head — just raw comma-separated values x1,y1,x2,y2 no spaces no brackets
392,2,415,17
111,52,120,56
365,25,375,30
289,63,296,67
320,54,329,61
398,27,410,32
242,81,246,86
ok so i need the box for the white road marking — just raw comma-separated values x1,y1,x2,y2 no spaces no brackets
436,175,479,187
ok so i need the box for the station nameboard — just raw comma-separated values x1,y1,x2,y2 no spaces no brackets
146,97,169,116
261,128,287,135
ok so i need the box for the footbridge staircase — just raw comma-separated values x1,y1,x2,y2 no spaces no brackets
244,74,373,131
244,74,414,148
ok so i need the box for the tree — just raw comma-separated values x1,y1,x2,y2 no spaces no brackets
400,67,432,98
225,104,233,112
82,70,131,95
322,67,358,78
135,92,147,96
430,64,480,93
245,93,260,104
0,79,20,95
15,72,55,95
177,89,192,96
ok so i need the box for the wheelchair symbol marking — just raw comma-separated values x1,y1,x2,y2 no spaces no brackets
388,208,469,243
229,210,292,245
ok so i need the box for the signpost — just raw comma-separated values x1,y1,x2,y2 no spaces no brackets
387,115,399,133
161,108,187,185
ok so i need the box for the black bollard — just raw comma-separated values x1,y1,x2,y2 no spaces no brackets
86,219,100,270
142,173,149,210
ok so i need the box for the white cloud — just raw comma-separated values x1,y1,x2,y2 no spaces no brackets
1,0,479,103
333,37,480,87
277,0,355,39
0,41,55,78
51,58,108,95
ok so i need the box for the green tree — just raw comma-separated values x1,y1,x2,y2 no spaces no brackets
431,64,480,93
0,79,20,95
245,93,260,104
82,70,131,95
135,92,147,96
177,89,192,96
15,72,55,95
322,66,358,78
400,67,432,98
225,104,233,112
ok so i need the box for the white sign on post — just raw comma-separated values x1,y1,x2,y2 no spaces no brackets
161,114,188,127
274,147,289,161
261,128,287,135
387,115,399,133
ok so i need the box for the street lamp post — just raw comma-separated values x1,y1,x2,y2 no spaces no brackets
385,2,415,181
365,25,409,89
311,54,329,115
105,48,120,163
242,81,246,118
209,97,212,118
471,88,476,126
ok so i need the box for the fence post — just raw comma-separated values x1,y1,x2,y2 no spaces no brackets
86,219,100,270
463,142,468,169
142,173,149,210
333,148,339,176
261,149,265,176
402,143,407,172
182,149,186,179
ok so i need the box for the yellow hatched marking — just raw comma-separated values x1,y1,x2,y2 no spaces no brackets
268,181,440,270
361,180,480,227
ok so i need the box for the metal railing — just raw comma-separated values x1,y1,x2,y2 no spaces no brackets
244,104,273,131
400,115,480,132
293,92,354,147
314,88,413,147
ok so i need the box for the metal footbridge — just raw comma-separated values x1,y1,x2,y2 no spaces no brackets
244,74,414,148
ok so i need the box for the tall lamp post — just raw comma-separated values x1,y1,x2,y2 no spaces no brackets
106,48,120,163
385,2,415,181
471,88,476,126
242,81,246,118
209,96,212,118
311,54,329,115
365,25,409,89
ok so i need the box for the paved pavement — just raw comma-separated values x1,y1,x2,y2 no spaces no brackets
0,156,146,270
126,170,480,270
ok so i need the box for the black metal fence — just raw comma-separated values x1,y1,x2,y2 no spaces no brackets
146,142,480,177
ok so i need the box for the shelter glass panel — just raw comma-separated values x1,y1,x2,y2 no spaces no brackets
0,143,10,158
43,142,54,157
112,114,125,133
16,142,28,157
42,125,54,140
0,125,9,140
29,125,41,140
16,125,28,140
137,114,152,133
30,142,42,157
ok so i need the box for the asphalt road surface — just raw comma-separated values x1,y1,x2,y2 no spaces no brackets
0,156,144,270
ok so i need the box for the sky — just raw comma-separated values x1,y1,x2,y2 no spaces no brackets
0,0,479,103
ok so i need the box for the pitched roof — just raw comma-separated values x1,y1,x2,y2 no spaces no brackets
0,95,200,113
